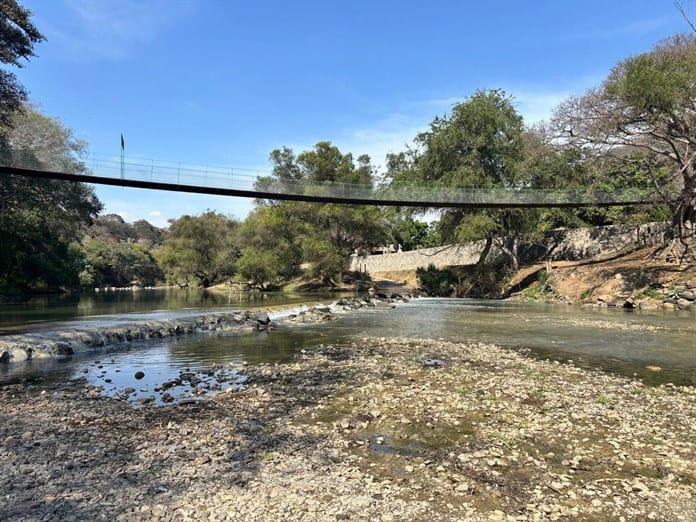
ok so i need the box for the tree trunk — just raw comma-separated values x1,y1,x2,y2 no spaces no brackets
475,236,494,268
497,237,520,272
668,177,696,242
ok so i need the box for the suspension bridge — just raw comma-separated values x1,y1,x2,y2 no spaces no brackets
0,154,658,209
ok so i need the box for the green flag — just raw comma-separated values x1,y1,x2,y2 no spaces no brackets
120,134,125,179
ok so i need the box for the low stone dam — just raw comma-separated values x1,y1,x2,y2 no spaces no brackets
0,310,275,363
0,294,413,364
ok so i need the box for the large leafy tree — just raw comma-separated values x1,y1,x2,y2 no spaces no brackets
386,90,534,269
155,211,240,288
255,142,385,286
0,106,101,292
82,215,165,287
0,0,44,129
236,205,302,290
82,239,162,288
551,34,696,246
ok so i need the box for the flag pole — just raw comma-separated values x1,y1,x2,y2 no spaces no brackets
120,134,125,179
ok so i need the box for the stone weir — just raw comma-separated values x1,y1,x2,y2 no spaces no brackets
0,310,277,364
0,293,416,365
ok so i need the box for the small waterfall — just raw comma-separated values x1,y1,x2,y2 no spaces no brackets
0,310,268,364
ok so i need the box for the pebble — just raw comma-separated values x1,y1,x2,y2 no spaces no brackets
0,333,693,522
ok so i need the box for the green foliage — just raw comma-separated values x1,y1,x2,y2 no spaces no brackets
132,219,165,248
156,211,240,288
0,106,102,293
384,211,435,251
386,90,540,268
553,34,696,234
87,215,165,248
88,214,137,243
521,270,558,301
0,1,44,128
236,248,286,290
256,142,386,285
416,264,456,296
82,239,163,287
634,288,662,300
236,205,302,289
302,237,345,287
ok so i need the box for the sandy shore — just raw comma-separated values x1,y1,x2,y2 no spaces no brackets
1,336,694,521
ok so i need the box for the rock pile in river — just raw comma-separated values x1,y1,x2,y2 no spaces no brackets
285,293,415,324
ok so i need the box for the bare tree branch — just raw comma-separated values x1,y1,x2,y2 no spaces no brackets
675,0,696,33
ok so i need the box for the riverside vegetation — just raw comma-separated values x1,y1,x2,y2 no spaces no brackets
2,2,696,299
1,3,696,521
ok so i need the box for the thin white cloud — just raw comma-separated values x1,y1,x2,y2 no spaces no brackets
47,0,194,61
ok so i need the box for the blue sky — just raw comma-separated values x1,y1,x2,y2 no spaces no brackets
15,0,692,227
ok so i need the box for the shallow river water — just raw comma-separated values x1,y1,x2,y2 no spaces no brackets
1,291,694,402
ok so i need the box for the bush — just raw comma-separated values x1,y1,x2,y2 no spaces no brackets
416,264,456,296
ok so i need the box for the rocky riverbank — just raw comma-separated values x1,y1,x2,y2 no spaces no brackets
1,336,694,521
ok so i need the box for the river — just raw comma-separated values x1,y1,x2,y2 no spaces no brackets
0,289,694,403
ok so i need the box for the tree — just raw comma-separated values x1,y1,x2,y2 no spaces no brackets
255,142,386,286
88,214,137,243
386,90,534,269
551,34,696,248
236,205,302,290
384,209,435,251
82,239,163,288
0,106,101,292
132,219,165,248
0,0,44,129
155,211,240,288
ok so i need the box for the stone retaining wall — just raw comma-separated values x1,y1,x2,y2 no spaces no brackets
349,242,489,273
350,222,667,274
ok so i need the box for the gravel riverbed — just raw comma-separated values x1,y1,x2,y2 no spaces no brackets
1,336,694,521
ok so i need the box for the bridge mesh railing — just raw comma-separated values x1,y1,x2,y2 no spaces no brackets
2,151,658,206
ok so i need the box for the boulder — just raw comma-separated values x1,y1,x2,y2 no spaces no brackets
255,312,270,325
677,298,692,310
680,290,695,301
54,343,74,356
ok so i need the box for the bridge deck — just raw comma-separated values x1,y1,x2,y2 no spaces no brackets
0,156,658,209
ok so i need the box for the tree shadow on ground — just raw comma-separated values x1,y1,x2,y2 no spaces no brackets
0,347,357,521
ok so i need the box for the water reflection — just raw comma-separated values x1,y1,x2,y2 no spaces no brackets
0,288,340,332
